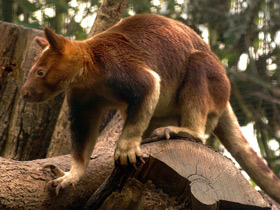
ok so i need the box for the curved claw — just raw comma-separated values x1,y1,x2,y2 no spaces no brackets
44,164,65,177
45,180,54,190
139,156,145,164
132,163,138,170
72,183,76,191
164,128,171,139
56,184,62,196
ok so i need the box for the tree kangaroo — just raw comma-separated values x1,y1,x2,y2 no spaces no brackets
22,14,280,202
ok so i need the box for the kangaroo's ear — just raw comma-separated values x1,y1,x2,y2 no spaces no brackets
44,27,67,53
35,36,49,49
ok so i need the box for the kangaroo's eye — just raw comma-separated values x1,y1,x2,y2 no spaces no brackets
37,70,45,78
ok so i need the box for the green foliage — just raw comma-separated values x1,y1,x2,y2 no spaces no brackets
0,0,98,39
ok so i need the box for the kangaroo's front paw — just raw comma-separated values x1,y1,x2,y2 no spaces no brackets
44,164,83,195
114,138,143,166
46,172,81,195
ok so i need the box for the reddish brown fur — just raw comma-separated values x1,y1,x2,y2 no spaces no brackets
22,14,280,202
184,50,230,115
249,148,271,173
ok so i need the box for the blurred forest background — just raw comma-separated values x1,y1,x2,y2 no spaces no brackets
0,0,279,180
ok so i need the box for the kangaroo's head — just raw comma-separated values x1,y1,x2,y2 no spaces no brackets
22,28,84,103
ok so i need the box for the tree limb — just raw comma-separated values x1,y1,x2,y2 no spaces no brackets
0,114,121,210
0,114,275,209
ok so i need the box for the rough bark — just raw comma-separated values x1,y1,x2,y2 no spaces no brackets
88,0,129,37
0,21,64,161
48,0,129,157
0,115,275,209
0,113,123,210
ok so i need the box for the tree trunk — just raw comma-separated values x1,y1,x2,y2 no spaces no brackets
47,0,129,157
0,21,64,160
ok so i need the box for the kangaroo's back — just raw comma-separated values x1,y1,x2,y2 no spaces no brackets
91,14,212,83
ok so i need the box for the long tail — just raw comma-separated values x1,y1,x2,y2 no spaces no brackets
214,103,280,203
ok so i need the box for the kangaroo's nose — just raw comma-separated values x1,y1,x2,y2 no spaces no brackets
22,89,31,100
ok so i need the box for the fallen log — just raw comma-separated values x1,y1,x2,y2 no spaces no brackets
1,113,275,209
86,139,274,210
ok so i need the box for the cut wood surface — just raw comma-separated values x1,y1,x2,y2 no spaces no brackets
88,140,272,210
141,140,271,209
0,114,274,209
